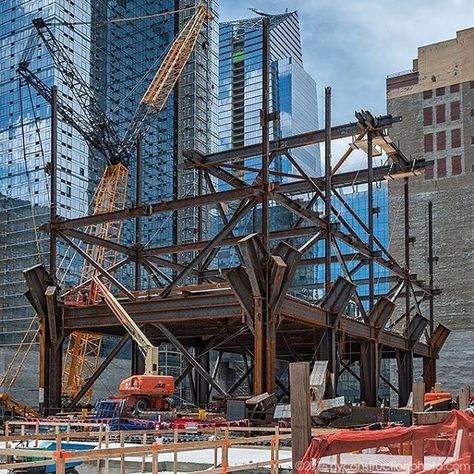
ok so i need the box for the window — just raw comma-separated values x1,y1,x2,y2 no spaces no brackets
437,157,446,178
436,87,445,96
436,104,445,123
452,128,461,148
450,83,460,93
425,162,433,180
451,101,461,121
423,107,432,126
451,155,462,175
424,133,433,152
423,90,433,99
436,131,446,150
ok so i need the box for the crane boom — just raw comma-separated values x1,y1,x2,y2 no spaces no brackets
121,4,212,154
17,66,113,161
19,4,212,405
93,277,158,375
31,18,123,165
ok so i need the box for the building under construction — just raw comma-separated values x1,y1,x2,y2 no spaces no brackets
2,4,472,474
1,1,451,421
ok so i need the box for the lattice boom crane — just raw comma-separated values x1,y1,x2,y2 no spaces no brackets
18,4,212,404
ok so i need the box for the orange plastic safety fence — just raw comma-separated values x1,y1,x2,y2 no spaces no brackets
297,410,474,474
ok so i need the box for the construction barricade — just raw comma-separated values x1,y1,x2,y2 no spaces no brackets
297,410,474,474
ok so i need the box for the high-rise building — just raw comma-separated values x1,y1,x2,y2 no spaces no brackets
215,11,320,287
218,11,320,179
0,0,218,404
386,28,474,391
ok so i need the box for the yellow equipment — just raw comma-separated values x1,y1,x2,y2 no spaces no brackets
61,4,212,405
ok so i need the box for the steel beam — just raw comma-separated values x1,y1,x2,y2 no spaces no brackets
186,113,401,166
154,323,228,396
66,334,130,409
59,233,135,301
44,162,426,234
48,186,259,232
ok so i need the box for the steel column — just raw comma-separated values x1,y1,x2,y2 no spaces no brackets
367,132,375,312
396,349,413,407
359,340,379,406
428,201,435,336
49,85,58,283
404,178,410,325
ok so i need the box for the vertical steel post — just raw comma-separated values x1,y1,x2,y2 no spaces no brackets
261,16,270,253
424,201,436,392
261,16,275,394
49,85,58,282
404,177,410,324
132,135,144,376
45,85,58,414
323,87,337,397
324,87,332,293
134,135,142,291
367,132,374,312
362,131,379,406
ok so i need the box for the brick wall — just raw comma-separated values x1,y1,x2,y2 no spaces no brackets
386,81,474,392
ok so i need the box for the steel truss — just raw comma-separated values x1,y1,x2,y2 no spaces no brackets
26,24,449,414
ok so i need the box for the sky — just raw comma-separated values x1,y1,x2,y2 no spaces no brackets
220,0,474,126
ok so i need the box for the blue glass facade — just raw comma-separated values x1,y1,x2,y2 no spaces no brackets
214,11,320,285
310,183,390,306
218,11,320,181
0,0,218,344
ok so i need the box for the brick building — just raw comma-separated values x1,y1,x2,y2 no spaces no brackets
386,28,474,392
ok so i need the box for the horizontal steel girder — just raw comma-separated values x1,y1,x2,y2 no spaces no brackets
61,289,432,357
186,114,402,166
43,160,424,233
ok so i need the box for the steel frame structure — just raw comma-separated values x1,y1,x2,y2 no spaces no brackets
24,21,450,414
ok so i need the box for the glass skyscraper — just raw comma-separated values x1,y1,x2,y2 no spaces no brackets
214,11,320,290
218,11,320,180
0,0,218,404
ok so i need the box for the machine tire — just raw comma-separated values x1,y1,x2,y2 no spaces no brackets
135,397,150,412
66,469,79,474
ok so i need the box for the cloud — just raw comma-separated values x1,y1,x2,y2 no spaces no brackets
220,0,474,124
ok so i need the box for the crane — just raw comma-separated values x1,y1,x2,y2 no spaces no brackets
93,277,174,412
18,4,212,404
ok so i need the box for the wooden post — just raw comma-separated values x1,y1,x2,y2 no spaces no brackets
105,430,110,474
141,432,147,473
271,425,280,474
213,427,218,468
120,432,125,474
173,428,178,473
412,382,425,472
222,427,229,470
35,422,39,447
96,426,103,472
459,386,471,411
290,362,311,473
152,450,158,474
412,382,425,413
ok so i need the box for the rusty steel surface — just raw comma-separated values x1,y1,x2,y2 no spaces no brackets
61,289,433,358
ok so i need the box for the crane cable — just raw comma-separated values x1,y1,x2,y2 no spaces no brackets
50,4,199,27
18,78,44,266
3,81,45,393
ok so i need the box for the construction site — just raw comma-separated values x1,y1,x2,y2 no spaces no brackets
0,1,473,473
